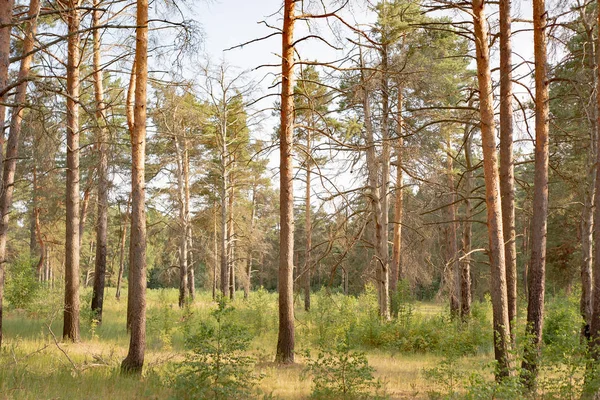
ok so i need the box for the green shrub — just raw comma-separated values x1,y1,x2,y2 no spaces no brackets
171,298,262,400
5,256,40,310
303,340,388,400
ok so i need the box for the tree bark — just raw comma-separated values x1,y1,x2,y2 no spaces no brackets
360,46,390,321
391,86,403,293
380,44,391,319
121,0,148,374
521,0,550,387
499,0,517,337
184,139,194,300
472,0,513,379
115,198,129,301
91,0,110,322
461,115,473,320
63,0,82,342
244,186,256,300
213,201,218,300
174,136,188,307
0,0,15,170
304,123,312,311
228,186,235,300
590,0,600,359
275,0,296,364
219,111,229,297
446,137,460,318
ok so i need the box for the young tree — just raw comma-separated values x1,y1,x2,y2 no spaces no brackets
121,0,148,374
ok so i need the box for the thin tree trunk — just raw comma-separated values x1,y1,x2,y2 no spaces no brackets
174,136,188,307
578,0,597,338
304,126,312,311
380,44,391,319
446,137,460,318
184,139,194,301
521,0,550,388
499,0,518,337
228,186,235,300
91,0,109,322
461,119,473,320
391,86,403,293
121,0,148,374
472,0,513,379
213,201,217,300
220,125,229,297
115,199,129,301
78,184,92,244
590,0,600,360
360,46,390,321
275,0,296,364
63,0,82,342
0,0,15,171
244,186,256,300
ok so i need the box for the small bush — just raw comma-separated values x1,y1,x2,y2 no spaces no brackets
171,298,262,400
5,256,40,310
303,340,388,400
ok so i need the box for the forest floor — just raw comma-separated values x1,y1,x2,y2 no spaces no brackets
0,287,498,399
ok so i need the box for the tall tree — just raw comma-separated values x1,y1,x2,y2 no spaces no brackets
276,0,296,364
62,0,82,342
521,0,550,387
121,0,148,374
499,0,517,335
0,0,14,152
91,0,110,323
471,0,512,378
0,0,38,346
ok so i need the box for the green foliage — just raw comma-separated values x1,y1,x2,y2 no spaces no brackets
308,289,358,348
303,340,388,400
240,287,277,336
147,289,180,350
5,256,40,310
423,353,465,399
171,298,262,400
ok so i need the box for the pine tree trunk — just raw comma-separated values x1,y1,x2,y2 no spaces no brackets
220,123,229,297
184,140,194,301
446,138,460,318
121,0,148,374
461,116,473,320
391,86,403,293
63,0,82,341
499,0,517,337
0,0,15,170
472,0,513,379
174,137,188,307
115,199,129,301
244,187,256,300
304,127,312,311
275,0,296,364
590,0,600,360
91,0,109,322
360,47,390,320
521,0,550,387
228,186,235,300
213,202,218,300
380,45,391,319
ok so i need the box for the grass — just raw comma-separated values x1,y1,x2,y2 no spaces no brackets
0,286,497,399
